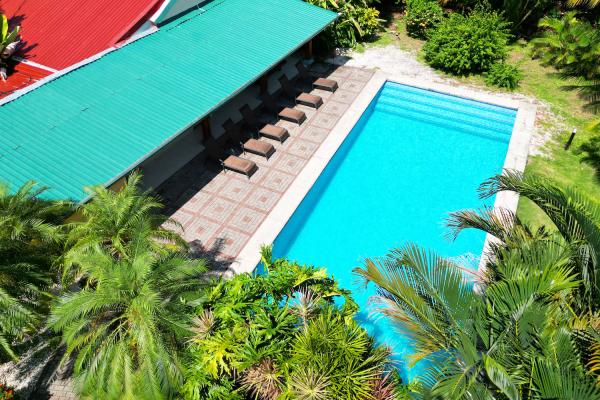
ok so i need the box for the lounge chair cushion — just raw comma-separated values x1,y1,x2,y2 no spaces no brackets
296,93,323,109
223,155,257,177
279,107,306,124
313,78,338,92
259,124,290,143
243,139,275,158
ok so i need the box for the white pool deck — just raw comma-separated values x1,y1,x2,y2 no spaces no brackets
232,70,537,274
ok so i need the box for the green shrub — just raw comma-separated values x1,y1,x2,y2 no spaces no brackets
405,0,444,39
423,7,511,75
181,256,400,399
485,63,522,89
306,0,382,48
531,12,600,79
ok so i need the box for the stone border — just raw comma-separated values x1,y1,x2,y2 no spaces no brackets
232,70,536,274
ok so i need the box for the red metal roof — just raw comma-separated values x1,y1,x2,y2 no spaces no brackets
0,0,163,70
0,62,51,99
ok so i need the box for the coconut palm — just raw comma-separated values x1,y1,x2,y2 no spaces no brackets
49,236,207,399
0,180,66,360
63,171,185,281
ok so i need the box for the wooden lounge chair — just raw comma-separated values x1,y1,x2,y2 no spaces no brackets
243,138,275,159
313,78,338,92
203,130,257,178
296,92,323,109
221,155,257,178
223,119,275,159
259,124,290,143
279,107,306,124
280,75,324,108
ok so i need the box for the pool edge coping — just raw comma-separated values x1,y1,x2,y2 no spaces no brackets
231,70,537,275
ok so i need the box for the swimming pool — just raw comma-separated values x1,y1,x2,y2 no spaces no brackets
271,81,517,381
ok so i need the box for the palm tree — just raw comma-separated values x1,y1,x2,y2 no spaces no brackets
354,240,598,398
354,171,600,397
64,171,185,281
0,180,66,360
49,236,207,399
455,170,600,311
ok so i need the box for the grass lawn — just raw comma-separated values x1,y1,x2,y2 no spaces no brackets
363,14,600,228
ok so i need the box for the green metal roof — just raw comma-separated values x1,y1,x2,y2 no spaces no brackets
0,0,337,201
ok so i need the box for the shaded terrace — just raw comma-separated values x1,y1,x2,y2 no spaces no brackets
155,63,375,271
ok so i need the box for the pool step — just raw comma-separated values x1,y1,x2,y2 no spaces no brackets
382,83,516,119
376,96,514,137
378,88,516,125
374,103,511,144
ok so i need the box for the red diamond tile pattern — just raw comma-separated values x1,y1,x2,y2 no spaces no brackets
162,66,375,265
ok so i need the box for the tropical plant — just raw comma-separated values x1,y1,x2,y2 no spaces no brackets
305,0,382,48
0,181,67,361
0,13,20,81
354,238,600,398
182,251,400,399
568,0,600,9
473,171,600,310
63,171,185,282
485,62,522,89
405,0,444,39
531,12,600,80
353,170,600,397
49,236,207,399
423,6,511,75
576,134,600,178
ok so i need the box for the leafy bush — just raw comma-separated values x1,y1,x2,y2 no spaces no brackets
181,254,401,399
306,0,382,48
485,62,522,89
531,12,600,113
423,7,511,75
531,12,600,79
405,0,444,39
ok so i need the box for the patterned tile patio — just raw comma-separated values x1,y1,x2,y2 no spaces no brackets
157,65,375,270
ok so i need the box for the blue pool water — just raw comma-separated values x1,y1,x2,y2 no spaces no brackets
271,82,516,380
